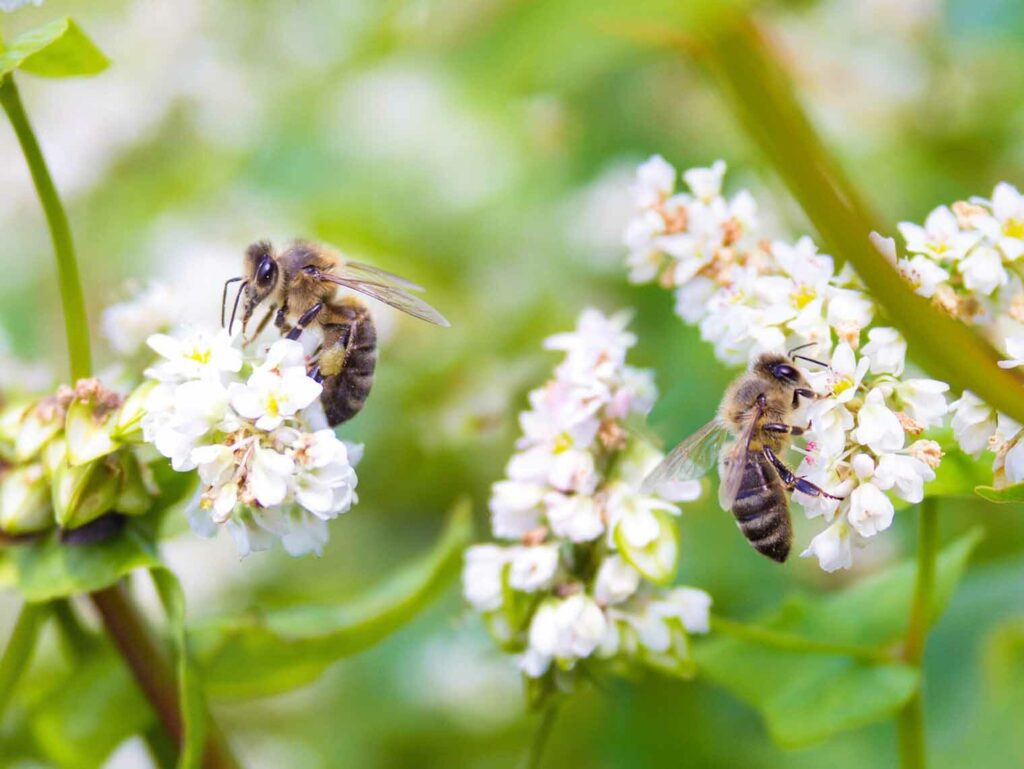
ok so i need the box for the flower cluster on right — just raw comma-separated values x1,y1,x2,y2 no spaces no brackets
463,309,711,690
624,156,949,571
872,185,1024,490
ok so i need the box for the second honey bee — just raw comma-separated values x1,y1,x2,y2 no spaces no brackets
642,350,842,563
222,240,449,427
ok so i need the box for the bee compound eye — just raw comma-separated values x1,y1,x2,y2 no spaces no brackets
774,364,799,383
257,258,277,286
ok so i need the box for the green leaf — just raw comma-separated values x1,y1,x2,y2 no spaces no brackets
675,18,1024,425
0,18,109,79
29,646,153,769
693,529,981,747
151,568,206,769
7,523,159,602
974,483,1024,503
195,501,472,699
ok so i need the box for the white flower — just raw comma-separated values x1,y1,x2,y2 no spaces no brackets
682,159,726,203
650,587,712,634
898,205,976,261
853,388,905,454
605,483,677,549
847,482,895,537
998,336,1024,369
463,545,509,612
823,343,869,404
894,379,949,428
1003,438,1024,485
229,341,322,430
248,445,294,507
826,287,874,336
508,545,560,593
489,480,544,539
544,308,636,378
898,255,950,298
861,327,906,376
958,246,1008,296
291,430,358,519
874,453,935,504
978,182,1024,261
145,329,242,383
950,390,997,456
801,519,853,572
593,555,641,605
524,594,608,676
102,283,180,356
544,491,604,543
631,155,676,208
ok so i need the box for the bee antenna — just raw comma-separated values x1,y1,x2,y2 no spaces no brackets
221,277,243,328
228,281,247,336
793,354,828,369
788,341,817,356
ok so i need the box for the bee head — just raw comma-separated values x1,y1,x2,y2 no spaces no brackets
753,352,807,387
236,241,280,332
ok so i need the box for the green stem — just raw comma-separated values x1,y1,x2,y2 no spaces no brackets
710,614,890,664
51,598,94,659
0,602,47,721
897,498,938,769
0,73,91,381
522,704,559,769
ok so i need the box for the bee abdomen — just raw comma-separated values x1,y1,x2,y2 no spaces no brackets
321,308,377,427
730,455,793,562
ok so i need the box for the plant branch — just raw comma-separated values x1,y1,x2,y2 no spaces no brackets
710,614,890,664
0,73,91,381
897,498,938,769
522,703,559,769
0,602,47,722
90,584,240,769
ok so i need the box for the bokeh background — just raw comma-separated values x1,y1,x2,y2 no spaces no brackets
2,0,1024,767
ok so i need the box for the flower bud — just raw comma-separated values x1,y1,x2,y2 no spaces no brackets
116,450,156,516
65,382,122,467
52,456,120,530
851,453,875,480
0,464,53,534
908,439,944,470
112,380,157,441
14,400,64,463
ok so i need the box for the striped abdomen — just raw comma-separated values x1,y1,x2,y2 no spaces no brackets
320,303,377,426
730,452,792,562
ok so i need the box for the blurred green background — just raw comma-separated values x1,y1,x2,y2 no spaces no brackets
2,0,1024,767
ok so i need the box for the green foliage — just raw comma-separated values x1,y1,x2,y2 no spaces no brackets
194,501,472,699
974,483,1024,503
693,529,981,747
0,18,108,79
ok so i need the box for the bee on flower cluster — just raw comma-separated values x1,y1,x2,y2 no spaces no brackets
645,347,842,562
223,240,449,426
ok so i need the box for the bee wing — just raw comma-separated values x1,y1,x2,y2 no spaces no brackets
717,402,765,511
317,267,450,327
641,419,731,493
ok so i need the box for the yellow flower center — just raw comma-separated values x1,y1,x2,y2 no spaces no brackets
1004,219,1024,239
791,284,816,309
553,433,573,453
189,346,212,365
832,376,853,398
265,394,280,417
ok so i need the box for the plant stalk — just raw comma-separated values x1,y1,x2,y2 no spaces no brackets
0,602,47,722
522,703,559,769
0,74,91,381
897,498,938,769
90,584,240,769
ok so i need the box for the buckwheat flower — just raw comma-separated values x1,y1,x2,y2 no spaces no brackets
978,182,1024,260
463,545,509,612
801,519,853,573
544,491,603,542
594,555,641,605
847,481,895,537
874,453,935,504
102,283,180,357
894,379,949,428
650,587,712,635
229,340,322,430
683,159,727,204
524,594,608,676
489,480,545,539
508,545,560,593
853,388,905,454
899,254,951,298
861,327,907,375
290,430,358,518
146,329,242,383
958,245,1008,295
898,205,977,262
631,155,676,208
997,336,1024,369
950,390,997,456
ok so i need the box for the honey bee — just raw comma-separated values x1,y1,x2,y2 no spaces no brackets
642,349,842,562
222,240,449,426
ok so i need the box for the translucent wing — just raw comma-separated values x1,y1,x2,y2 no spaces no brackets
318,263,450,327
717,402,765,511
641,419,731,494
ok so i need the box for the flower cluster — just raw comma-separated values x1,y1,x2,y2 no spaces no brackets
624,157,949,571
135,328,360,557
463,309,711,686
873,184,1024,489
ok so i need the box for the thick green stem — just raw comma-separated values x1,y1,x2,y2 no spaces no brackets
0,602,47,721
522,704,559,769
0,73,91,381
711,614,890,664
897,499,938,769
91,584,240,769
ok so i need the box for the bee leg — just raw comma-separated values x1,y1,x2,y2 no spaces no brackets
285,303,324,341
763,422,807,436
792,388,818,407
243,303,277,345
763,447,844,500
307,364,323,384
